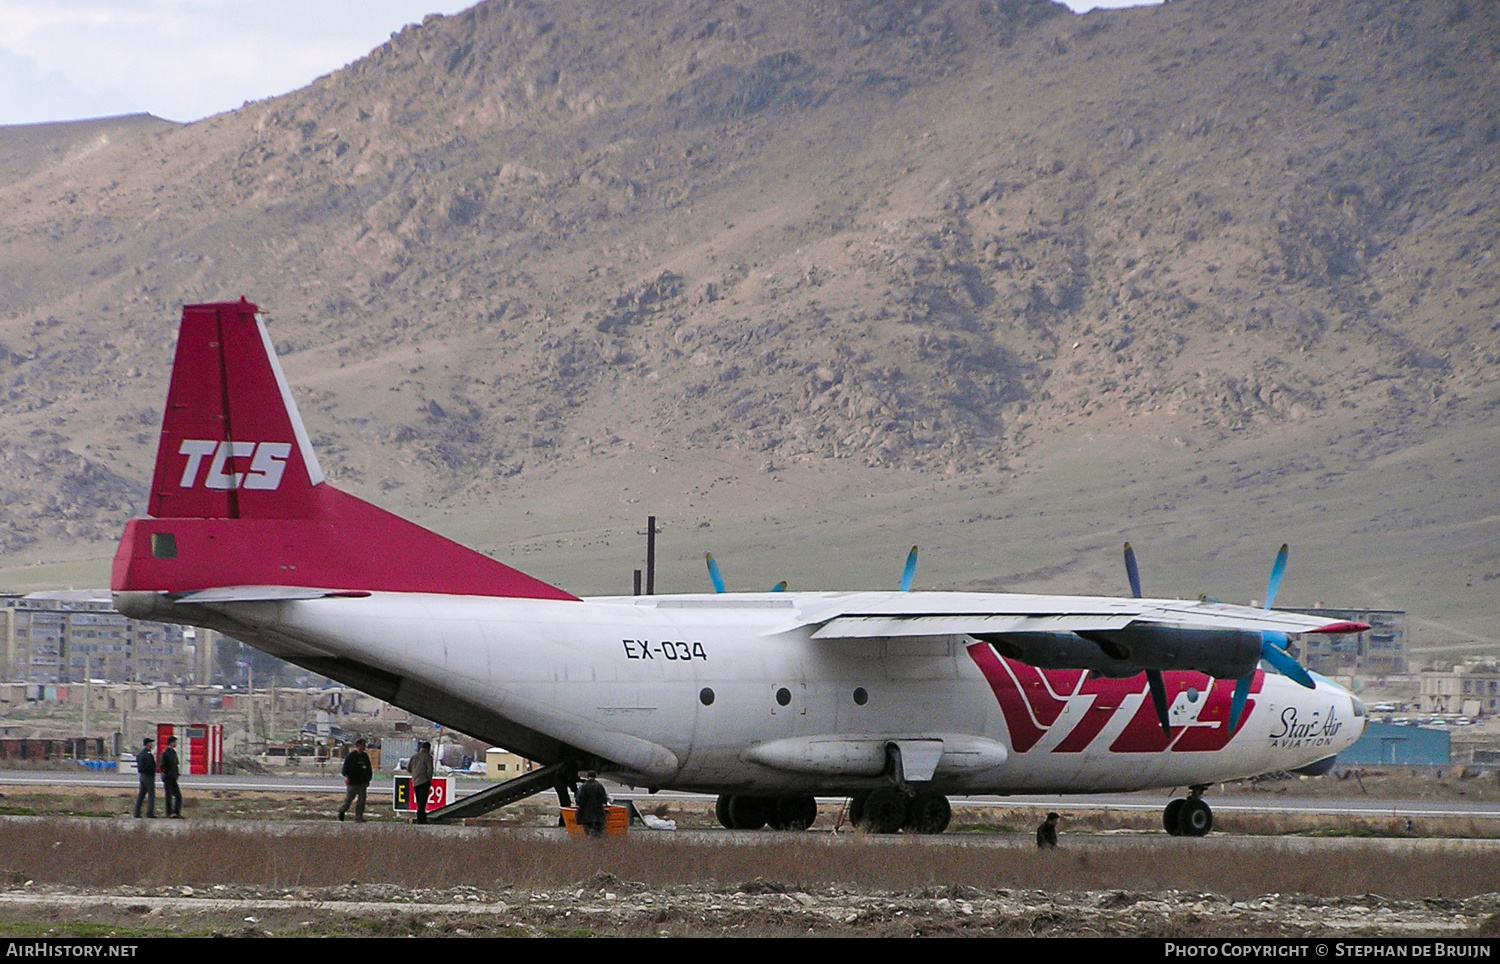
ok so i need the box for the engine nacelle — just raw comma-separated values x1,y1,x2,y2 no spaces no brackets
979,626,1264,680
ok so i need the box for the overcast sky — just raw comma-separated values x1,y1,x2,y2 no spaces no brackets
0,0,1154,127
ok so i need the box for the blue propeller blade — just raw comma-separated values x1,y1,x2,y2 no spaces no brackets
1260,546,1314,687
1262,638,1315,689
1264,544,1289,610
1124,543,1143,599
708,553,788,594
1145,669,1171,737
705,553,725,594
900,546,918,592
1230,544,1314,733
1123,544,1170,735
1228,676,1252,735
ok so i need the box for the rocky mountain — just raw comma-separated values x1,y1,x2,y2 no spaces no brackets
0,0,1495,646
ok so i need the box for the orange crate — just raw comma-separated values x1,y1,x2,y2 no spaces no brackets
561,805,629,838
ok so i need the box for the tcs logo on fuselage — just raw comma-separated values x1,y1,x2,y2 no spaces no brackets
177,439,292,490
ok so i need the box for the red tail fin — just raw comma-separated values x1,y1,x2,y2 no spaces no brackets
113,300,578,601
148,299,322,520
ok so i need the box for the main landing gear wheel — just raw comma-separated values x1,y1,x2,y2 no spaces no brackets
859,787,908,834
848,792,868,828
770,795,818,831
904,791,951,834
1176,797,1213,837
719,794,819,831
728,794,771,830
1163,798,1186,836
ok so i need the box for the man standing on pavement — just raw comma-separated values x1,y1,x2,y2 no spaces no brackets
133,737,156,819
160,736,182,818
338,738,372,822
409,741,435,825
576,770,609,838
1036,811,1060,849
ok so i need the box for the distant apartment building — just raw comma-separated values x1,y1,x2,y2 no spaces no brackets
1421,661,1500,718
1289,608,1407,676
0,590,204,685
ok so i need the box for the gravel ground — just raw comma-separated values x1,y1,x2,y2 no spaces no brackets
2,781,1498,938
2,877,1499,938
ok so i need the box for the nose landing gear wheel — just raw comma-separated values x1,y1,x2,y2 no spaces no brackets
1163,798,1185,836
1176,797,1213,837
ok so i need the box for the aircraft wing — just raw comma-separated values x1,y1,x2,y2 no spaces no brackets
796,591,1362,639
788,591,1367,680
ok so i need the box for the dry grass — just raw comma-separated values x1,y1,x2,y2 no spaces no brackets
1,820,1497,900
947,806,1500,840
0,788,409,823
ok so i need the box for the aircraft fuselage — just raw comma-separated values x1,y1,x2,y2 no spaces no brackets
119,588,1364,795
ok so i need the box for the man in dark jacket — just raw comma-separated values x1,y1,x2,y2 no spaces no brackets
338,739,372,822
576,770,609,838
133,737,156,818
408,742,435,825
160,736,182,818
1036,811,1060,849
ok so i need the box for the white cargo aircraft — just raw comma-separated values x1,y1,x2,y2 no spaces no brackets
113,301,1369,835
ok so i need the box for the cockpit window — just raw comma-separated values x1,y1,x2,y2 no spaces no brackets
1351,697,1366,717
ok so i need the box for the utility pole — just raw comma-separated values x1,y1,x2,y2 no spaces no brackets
646,515,658,595
247,665,254,754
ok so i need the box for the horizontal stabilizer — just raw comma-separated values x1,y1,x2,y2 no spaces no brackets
174,586,372,604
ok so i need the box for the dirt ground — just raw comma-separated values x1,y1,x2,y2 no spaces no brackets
6,768,1500,833
2,776,1500,937
3,878,1499,939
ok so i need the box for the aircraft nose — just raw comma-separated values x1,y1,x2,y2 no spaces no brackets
1331,680,1368,743
1349,692,1369,740
1313,673,1367,746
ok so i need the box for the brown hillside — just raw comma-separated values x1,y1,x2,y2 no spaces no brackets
0,0,1495,648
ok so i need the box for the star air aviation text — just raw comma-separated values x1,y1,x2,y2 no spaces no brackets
1268,705,1343,750
176,440,292,490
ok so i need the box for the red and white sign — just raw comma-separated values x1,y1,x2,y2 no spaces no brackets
392,776,453,813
